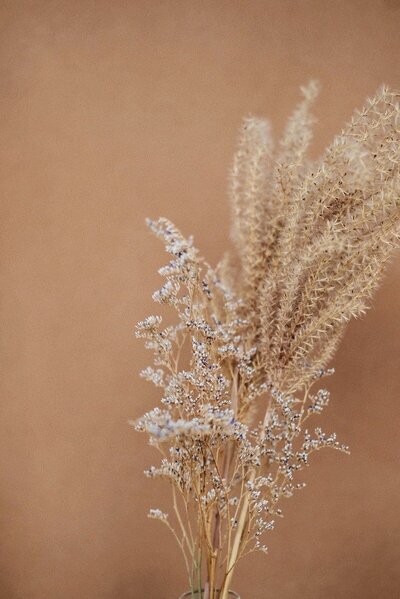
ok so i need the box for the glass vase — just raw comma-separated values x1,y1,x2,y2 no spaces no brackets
179,592,240,598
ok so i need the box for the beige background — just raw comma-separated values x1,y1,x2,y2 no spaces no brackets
1,1,399,598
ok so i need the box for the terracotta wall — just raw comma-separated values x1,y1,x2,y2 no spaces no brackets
1,1,399,598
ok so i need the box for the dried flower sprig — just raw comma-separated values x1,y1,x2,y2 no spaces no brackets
134,83,400,599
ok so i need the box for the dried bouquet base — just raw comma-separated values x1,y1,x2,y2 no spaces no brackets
179,591,240,599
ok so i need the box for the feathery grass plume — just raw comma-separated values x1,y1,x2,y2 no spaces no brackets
229,116,274,313
134,83,400,599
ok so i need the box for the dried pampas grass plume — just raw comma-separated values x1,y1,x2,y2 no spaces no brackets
228,82,400,391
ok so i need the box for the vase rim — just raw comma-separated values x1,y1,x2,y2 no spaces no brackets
178,591,240,599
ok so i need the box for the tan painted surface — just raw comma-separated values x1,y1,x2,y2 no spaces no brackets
0,1,399,597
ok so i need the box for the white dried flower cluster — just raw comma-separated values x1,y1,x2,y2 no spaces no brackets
134,83,400,599
148,508,168,522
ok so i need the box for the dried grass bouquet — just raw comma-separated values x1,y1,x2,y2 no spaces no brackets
133,83,400,599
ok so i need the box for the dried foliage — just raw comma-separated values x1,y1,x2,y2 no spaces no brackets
134,83,400,598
